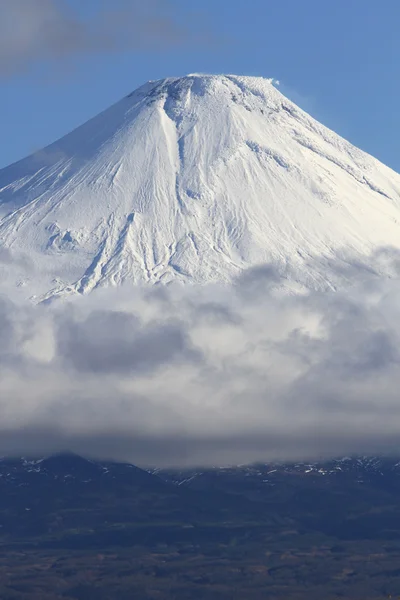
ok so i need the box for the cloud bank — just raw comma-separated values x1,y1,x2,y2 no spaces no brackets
2,255,400,466
0,0,192,77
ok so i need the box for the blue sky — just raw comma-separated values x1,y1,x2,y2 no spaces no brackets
1,0,399,170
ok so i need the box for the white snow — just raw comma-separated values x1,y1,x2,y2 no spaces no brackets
1,74,400,300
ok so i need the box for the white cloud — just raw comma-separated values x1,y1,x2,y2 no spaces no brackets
0,0,190,77
1,255,400,466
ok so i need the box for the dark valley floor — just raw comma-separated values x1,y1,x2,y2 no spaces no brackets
1,453,400,599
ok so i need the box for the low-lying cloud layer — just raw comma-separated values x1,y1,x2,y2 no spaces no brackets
2,255,400,466
0,0,193,77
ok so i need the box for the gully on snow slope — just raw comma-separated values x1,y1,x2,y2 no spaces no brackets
1,74,400,301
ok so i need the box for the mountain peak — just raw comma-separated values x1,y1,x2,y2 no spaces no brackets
1,74,400,301
129,73,280,109
134,72,278,90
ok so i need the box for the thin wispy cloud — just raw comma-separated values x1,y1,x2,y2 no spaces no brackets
0,0,194,78
1,251,400,466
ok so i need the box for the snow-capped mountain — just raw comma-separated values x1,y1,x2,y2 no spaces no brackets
1,74,400,301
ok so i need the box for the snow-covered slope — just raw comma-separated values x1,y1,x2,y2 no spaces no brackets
1,74,400,300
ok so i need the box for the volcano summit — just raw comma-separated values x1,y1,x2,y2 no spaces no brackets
1,74,400,301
